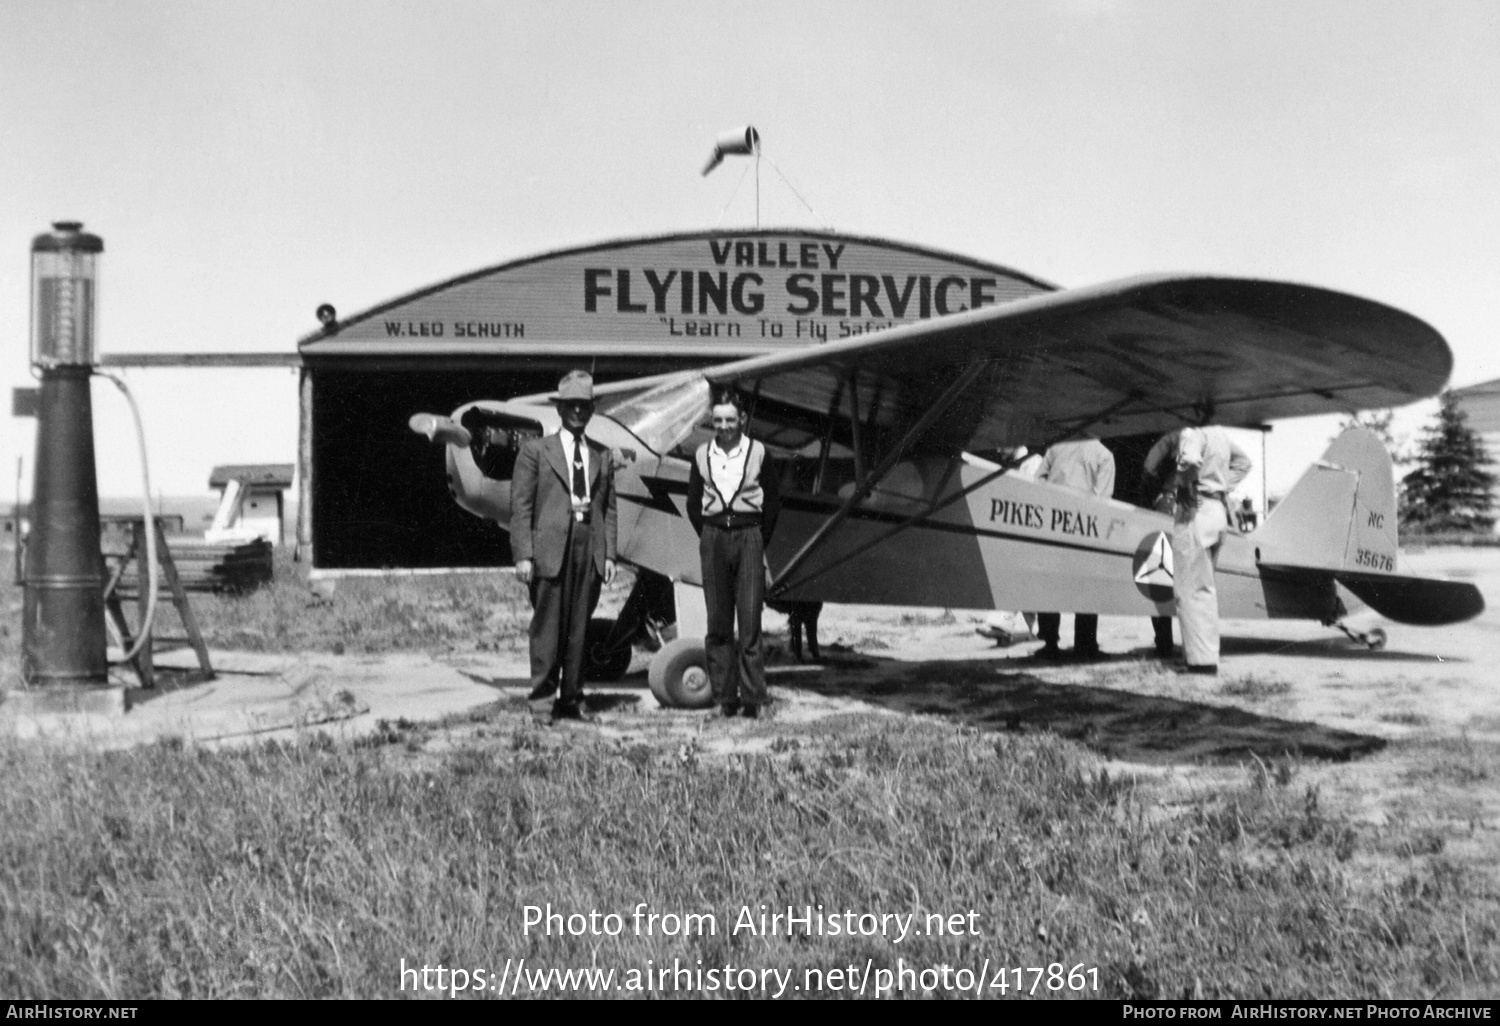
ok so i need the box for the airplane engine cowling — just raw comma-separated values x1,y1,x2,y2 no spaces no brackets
445,443,513,526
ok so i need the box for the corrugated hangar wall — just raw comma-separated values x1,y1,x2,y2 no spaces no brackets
1450,380,1500,533
296,229,1058,570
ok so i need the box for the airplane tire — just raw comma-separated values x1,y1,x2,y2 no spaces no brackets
1365,627,1387,651
583,618,632,682
648,637,713,709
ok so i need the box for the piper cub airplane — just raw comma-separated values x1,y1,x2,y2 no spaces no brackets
410,274,1484,708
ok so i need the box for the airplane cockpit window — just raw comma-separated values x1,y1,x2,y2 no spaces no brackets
779,452,857,497
461,407,543,481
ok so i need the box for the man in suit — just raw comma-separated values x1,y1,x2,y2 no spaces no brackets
510,370,618,720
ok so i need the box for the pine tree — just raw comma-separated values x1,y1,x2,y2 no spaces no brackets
1400,391,1497,533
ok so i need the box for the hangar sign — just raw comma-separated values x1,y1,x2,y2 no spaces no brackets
299,230,1053,355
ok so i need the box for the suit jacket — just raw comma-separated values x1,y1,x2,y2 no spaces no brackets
510,432,618,578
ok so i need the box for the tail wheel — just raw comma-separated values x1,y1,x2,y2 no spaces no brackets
648,637,713,709
583,618,632,682
1332,620,1389,652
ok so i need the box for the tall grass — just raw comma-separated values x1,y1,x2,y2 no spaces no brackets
178,549,537,655
0,546,536,685
1,712,1495,999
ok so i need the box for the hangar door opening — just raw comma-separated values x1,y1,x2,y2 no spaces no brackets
309,358,708,569
309,367,543,569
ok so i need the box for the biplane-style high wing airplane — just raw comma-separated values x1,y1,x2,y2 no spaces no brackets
410,274,1484,708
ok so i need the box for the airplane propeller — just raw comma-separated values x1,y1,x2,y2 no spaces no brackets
408,412,472,448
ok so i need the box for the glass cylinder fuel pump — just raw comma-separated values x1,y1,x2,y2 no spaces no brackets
31,221,102,368
22,221,108,690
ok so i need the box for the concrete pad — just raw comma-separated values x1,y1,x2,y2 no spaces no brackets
1,684,127,717
0,649,510,750
0,684,129,741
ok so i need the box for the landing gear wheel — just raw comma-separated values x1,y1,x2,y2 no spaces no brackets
583,618,632,682
1332,620,1389,651
648,637,713,709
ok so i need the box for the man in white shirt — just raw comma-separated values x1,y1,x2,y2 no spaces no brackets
1172,425,1252,674
1032,437,1116,660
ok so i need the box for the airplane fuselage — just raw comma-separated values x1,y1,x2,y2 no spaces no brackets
432,402,1474,631
613,450,1337,623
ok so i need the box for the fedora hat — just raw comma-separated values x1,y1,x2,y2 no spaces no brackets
552,369,595,403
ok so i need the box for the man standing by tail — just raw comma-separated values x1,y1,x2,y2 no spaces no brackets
688,390,780,719
511,370,618,720
1172,425,1252,675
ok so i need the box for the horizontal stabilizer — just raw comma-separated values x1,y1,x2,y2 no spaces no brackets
1259,563,1484,625
1335,571,1485,626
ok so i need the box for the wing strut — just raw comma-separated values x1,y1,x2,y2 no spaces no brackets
847,370,866,485
770,364,987,594
812,379,845,494
770,390,1144,596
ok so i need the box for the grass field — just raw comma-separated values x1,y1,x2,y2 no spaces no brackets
2,544,1498,999
190,551,540,656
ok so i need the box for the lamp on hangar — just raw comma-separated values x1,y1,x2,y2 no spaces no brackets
22,221,109,689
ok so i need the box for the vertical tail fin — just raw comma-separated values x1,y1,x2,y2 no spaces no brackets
1254,427,1484,625
1252,427,1398,573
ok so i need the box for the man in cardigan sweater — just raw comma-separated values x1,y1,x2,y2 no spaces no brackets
687,391,781,719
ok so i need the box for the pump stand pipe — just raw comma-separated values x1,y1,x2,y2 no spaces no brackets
21,366,108,687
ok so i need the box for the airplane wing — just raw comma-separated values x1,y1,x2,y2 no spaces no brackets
667,273,1451,457
590,274,1452,597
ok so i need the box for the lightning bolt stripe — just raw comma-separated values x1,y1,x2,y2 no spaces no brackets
618,474,688,516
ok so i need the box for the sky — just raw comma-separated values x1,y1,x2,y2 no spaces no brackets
3,0,1497,506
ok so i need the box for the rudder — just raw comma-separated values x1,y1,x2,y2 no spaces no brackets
1252,427,1482,625
1252,427,1398,574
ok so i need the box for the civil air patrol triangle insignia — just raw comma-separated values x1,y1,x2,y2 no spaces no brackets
1132,531,1175,602
1134,531,1173,587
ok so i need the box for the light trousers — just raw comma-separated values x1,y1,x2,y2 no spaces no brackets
1172,497,1229,668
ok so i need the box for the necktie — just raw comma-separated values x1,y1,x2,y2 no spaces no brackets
572,434,587,502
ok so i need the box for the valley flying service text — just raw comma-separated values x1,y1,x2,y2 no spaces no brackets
377,238,1014,339
585,239,1003,320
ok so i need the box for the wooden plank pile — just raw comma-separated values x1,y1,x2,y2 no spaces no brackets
104,534,274,594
